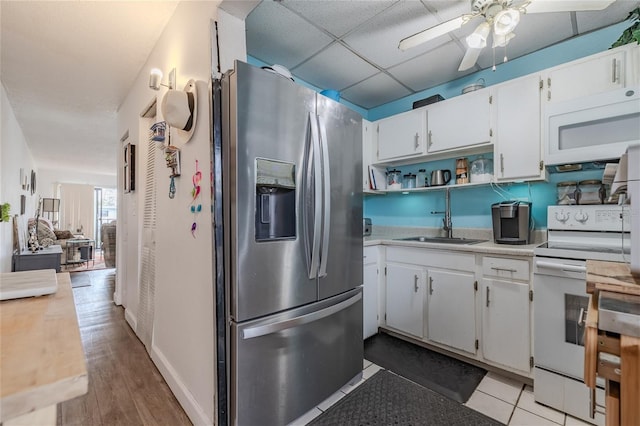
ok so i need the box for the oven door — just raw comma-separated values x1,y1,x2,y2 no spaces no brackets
534,256,588,381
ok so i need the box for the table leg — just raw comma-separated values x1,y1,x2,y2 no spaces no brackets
620,335,640,426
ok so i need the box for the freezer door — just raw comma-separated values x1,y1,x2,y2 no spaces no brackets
231,288,363,426
228,62,319,321
316,96,363,299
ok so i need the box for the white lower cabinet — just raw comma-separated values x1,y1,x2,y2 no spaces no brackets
385,263,425,338
363,246,379,339
381,246,534,377
427,268,476,354
481,256,532,374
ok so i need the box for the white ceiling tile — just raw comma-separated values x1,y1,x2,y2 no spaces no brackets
292,43,380,92
388,41,472,91
246,2,334,68
341,73,412,109
343,1,452,69
284,0,396,37
576,1,640,34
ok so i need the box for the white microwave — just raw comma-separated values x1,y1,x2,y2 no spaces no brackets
545,87,640,166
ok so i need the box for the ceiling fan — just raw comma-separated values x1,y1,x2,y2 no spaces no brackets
399,0,616,71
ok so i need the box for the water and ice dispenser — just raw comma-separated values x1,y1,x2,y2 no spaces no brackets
255,158,296,241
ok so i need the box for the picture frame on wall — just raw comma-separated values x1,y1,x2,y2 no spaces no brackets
124,143,136,193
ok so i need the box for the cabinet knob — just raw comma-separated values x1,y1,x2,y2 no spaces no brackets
428,131,433,148
414,133,420,149
414,275,419,293
428,276,433,295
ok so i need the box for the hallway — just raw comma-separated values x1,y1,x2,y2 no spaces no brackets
58,270,191,425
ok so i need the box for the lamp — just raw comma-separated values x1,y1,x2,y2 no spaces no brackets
466,21,491,49
149,67,176,91
41,198,60,226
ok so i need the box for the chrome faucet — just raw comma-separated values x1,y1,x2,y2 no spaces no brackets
431,188,453,238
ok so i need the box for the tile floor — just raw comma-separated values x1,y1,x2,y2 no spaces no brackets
289,360,595,426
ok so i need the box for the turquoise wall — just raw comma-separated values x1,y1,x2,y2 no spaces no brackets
250,20,632,229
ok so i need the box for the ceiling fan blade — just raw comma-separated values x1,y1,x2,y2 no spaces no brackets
399,15,466,51
524,0,615,14
458,47,483,71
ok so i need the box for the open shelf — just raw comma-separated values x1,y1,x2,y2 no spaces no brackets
365,180,494,195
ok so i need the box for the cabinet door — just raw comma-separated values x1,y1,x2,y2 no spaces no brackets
363,261,379,339
377,109,426,161
482,278,530,372
427,89,491,153
386,263,424,338
426,268,476,354
547,49,626,103
362,119,374,190
494,74,543,181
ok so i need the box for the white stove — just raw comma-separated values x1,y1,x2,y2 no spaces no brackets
533,205,630,426
534,205,630,262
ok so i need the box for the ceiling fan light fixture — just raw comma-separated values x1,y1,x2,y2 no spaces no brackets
493,8,520,35
466,21,491,48
492,31,515,48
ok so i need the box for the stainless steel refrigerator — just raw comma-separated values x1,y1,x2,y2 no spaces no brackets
212,61,363,426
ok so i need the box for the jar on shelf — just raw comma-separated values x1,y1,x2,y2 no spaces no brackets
556,181,577,205
577,180,605,205
455,158,469,184
403,173,416,189
469,156,493,183
387,169,402,190
416,169,428,188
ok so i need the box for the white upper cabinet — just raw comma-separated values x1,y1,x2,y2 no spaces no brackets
545,48,627,104
493,74,544,181
426,88,491,153
376,109,426,162
362,119,374,191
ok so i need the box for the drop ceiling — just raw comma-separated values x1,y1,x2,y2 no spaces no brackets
1,1,179,178
1,1,637,180
245,0,639,109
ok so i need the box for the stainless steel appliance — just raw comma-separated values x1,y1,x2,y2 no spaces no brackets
430,169,451,186
491,201,531,244
533,205,630,425
212,61,363,426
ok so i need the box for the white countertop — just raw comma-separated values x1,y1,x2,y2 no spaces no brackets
363,226,544,257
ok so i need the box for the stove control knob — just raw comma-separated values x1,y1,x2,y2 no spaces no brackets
575,211,589,223
555,211,570,223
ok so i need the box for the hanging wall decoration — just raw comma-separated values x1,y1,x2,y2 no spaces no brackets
190,159,202,238
123,143,136,193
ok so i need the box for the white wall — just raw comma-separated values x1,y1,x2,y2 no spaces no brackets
116,2,245,424
37,168,116,199
0,84,38,272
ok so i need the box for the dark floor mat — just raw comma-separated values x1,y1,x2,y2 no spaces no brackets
308,370,503,426
364,332,486,403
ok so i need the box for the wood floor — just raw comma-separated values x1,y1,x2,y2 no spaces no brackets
58,269,192,426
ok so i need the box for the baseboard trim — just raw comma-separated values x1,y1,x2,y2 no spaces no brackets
124,309,137,332
151,344,212,426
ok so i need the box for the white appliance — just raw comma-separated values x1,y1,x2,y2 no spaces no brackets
533,205,630,425
626,143,640,276
545,87,640,166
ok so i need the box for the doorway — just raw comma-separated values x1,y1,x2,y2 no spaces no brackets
94,187,117,259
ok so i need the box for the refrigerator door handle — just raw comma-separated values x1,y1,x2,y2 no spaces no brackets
308,113,323,279
317,115,331,278
242,292,362,339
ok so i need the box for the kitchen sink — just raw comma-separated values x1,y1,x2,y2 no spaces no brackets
395,236,488,245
